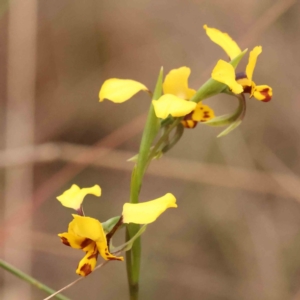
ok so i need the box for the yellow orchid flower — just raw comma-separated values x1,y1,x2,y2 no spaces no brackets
58,189,177,276
57,184,101,213
59,215,123,276
204,25,272,102
99,67,215,125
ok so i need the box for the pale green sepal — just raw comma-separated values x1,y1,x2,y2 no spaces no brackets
210,93,246,137
162,123,184,153
190,49,248,104
127,154,138,162
204,93,245,127
204,113,238,127
217,120,242,137
102,216,122,234
127,150,162,163
112,225,147,253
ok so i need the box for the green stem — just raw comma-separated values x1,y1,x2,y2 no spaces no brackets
0,259,70,300
126,68,163,300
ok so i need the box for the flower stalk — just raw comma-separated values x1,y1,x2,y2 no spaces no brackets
126,67,163,300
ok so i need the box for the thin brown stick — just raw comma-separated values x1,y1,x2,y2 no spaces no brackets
43,250,122,300
42,261,109,300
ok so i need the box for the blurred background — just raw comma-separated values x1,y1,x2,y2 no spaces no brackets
1,0,300,299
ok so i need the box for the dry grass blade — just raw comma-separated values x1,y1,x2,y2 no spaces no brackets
43,261,109,300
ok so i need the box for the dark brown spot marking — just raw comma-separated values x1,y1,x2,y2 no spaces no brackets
87,251,99,260
60,237,71,247
80,263,92,276
203,111,210,119
243,86,251,94
80,238,92,249
108,257,123,261
181,120,197,129
181,111,197,129
260,88,272,102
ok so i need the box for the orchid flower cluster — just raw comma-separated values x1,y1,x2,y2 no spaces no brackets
57,25,272,299
99,25,272,135
57,184,177,276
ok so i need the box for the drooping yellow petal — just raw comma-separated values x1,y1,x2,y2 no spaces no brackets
70,215,104,242
211,60,243,94
246,46,262,82
58,232,89,249
96,241,124,261
252,85,272,102
203,25,242,60
152,95,197,119
192,103,215,122
57,184,101,211
122,193,177,224
99,79,148,103
163,67,196,99
76,245,98,276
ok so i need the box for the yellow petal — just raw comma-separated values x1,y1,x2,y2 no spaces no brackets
203,25,242,60
211,60,243,94
58,232,89,249
122,193,177,224
246,46,262,82
96,241,124,261
70,215,104,241
99,79,148,103
152,95,197,119
163,67,196,99
192,103,215,122
57,184,101,211
76,244,98,276
252,85,272,102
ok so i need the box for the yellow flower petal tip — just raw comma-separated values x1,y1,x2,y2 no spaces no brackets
252,85,272,102
203,24,242,60
122,193,177,224
152,95,196,119
211,60,243,94
246,46,262,82
57,184,101,211
99,78,148,103
163,67,196,100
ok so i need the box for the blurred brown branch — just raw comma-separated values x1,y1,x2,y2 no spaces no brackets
1,142,300,203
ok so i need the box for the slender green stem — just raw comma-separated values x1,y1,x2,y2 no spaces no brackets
0,259,70,300
126,68,163,300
